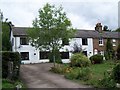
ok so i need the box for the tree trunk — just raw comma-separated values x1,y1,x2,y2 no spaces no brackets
53,47,56,67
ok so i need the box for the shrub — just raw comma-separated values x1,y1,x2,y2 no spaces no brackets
113,63,120,83
50,64,69,74
50,66,63,74
99,70,116,88
90,54,103,64
70,53,91,67
65,67,91,81
117,44,120,60
2,51,21,80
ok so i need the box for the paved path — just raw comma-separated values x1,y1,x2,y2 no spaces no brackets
20,63,92,88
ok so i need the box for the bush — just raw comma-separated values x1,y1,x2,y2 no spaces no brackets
50,64,69,74
117,44,120,60
2,51,21,80
65,67,91,81
113,63,120,83
70,53,91,67
90,54,103,64
99,70,116,88
50,66,63,74
65,68,79,80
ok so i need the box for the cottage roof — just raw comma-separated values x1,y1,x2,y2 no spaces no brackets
12,27,120,39
12,27,28,36
75,30,119,39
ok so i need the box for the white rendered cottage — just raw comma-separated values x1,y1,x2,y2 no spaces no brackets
11,27,93,64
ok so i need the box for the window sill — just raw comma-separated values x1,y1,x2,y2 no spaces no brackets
21,44,29,45
99,44,104,46
113,45,116,47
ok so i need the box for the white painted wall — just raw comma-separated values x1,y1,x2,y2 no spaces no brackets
69,38,93,58
12,36,94,64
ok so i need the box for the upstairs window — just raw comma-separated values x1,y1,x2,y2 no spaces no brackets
82,38,88,45
112,39,116,46
20,37,29,45
99,38,103,46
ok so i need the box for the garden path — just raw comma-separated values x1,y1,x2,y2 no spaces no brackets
20,63,92,88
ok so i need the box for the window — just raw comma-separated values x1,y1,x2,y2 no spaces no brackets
99,51,104,56
112,39,116,42
40,51,49,59
62,38,69,45
112,39,116,46
99,38,103,46
12,38,14,46
20,52,29,60
113,43,116,46
94,49,98,55
82,38,88,45
20,37,29,45
82,51,87,56
60,52,69,59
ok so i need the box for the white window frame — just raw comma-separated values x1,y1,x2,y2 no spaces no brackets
99,51,104,56
82,38,88,45
112,39,116,42
112,39,116,46
99,38,104,46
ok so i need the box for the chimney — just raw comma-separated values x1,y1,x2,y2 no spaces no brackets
95,23,102,33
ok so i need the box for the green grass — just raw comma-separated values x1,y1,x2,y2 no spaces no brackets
2,79,15,88
79,61,116,87
51,60,117,88
2,79,26,89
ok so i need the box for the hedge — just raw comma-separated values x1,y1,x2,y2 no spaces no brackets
2,51,21,80
90,54,103,64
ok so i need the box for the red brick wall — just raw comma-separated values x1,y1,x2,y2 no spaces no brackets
93,38,119,54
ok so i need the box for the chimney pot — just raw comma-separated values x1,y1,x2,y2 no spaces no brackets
95,23,102,33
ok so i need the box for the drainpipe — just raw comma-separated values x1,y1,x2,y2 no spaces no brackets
15,37,17,51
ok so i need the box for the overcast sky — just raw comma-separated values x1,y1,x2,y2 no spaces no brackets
0,0,119,30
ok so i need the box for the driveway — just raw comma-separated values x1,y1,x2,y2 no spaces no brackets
20,63,92,88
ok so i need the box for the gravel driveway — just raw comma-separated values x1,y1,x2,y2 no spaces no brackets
20,63,92,88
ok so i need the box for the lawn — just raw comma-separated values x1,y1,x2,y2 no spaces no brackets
82,61,115,87
51,60,117,88
2,79,26,89
2,79,15,88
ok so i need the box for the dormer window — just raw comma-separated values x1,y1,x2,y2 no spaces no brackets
20,37,29,45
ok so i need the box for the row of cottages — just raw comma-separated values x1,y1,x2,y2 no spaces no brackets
11,23,120,64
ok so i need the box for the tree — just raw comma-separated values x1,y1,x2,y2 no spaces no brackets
1,12,12,51
27,3,75,66
103,25,108,31
103,25,111,31
105,38,114,60
72,43,82,53
117,43,120,60
2,22,12,51
115,28,120,32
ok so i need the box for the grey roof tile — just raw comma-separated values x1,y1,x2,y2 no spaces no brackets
12,27,28,36
12,27,120,39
